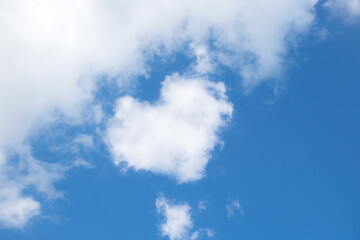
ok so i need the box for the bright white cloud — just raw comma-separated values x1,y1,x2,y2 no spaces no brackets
0,0,319,157
324,0,360,19
156,195,194,240
105,74,233,183
156,195,214,240
226,199,244,218
0,0,319,227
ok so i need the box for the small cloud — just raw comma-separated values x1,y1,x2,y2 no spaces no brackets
226,199,244,218
156,195,215,240
190,230,199,240
156,195,193,240
315,27,329,42
205,229,215,238
198,201,207,213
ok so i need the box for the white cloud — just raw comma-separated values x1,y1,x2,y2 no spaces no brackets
156,195,194,240
0,147,64,228
190,45,215,75
156,195,214,240
105,74,233,183
0,189,40,229
226,199,244,218
324,0,360,19
0,0,319,227
0,0,319,158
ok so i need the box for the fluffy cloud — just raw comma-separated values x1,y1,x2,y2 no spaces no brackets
156,195,214,240
0,0,319,227
0,0,319,158
156,195,194,240
105,74,233,183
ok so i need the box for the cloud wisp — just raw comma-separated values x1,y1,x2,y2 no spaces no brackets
198,201,207,213
226,199,245,218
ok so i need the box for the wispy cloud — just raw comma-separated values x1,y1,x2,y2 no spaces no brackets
226,199,245,218
191,228,215,239
73,134,95,150
198,201,207,213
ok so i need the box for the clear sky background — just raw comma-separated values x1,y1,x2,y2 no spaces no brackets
0,1,359,240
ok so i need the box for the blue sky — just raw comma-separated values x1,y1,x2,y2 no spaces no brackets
0,1,359,240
